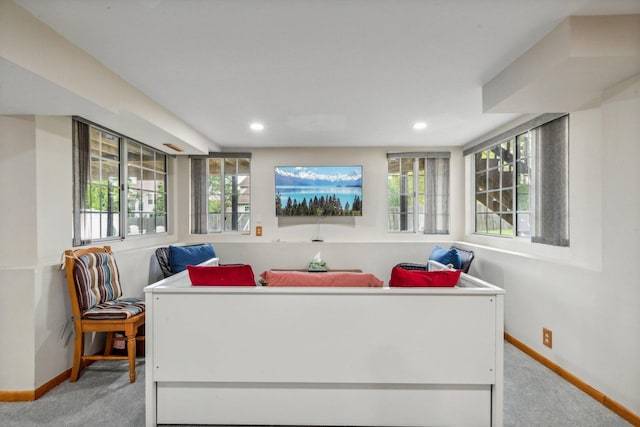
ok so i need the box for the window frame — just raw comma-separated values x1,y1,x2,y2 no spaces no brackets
387,152,450,234
72,117,168,246
473,135,529,238
125,139,168,237
387,156,423,233
190,153,252,234
467,113,569,245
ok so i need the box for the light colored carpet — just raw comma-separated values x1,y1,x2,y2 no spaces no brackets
0,359,145,427
0,344,632,426
503,343,631,427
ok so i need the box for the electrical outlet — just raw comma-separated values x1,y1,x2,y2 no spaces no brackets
543,328,553,348
255,225,263,237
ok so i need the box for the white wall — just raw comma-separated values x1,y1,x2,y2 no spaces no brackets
599,78,640,412
0,268,35,390
464,76,640,414
0,116,37,265
0,115,179,391
180,146,465,244
33,116,73,387
0,116,37,390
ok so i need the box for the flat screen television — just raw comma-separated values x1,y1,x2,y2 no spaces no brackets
275,166,362,216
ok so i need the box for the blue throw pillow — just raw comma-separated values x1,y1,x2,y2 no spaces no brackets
169,244,216,273
428,246,462,270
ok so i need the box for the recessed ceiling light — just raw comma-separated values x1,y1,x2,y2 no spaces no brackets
250,122,265,132
413,121,428,130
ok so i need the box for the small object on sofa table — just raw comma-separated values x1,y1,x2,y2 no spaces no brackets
308,260,327,272
308,251,327,271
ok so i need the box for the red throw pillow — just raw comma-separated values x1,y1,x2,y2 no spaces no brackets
389,266,461,287
187,265,256,286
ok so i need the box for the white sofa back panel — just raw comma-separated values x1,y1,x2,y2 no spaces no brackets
151,289,497,384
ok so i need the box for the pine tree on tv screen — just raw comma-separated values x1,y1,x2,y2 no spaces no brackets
275,166,362,216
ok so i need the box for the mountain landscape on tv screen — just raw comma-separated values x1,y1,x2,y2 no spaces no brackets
275,166,362,216
275,167,362,187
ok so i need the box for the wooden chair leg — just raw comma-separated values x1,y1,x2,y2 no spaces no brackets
70,327,83,382
126,333,137,383
104,332,114,356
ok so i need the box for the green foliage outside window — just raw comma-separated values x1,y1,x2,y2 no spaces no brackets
208,175,222,214
87,181,120,212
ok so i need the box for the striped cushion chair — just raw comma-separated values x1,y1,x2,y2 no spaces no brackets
64,246,145,383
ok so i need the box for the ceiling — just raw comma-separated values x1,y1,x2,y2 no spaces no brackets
9,0,640,151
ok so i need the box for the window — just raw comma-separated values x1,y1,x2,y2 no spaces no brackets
73,124,121,243
469,114,568,246
387,152,450,234
72,118,167,246
474,137,523,236
126,141,167,236
191,154,251,233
